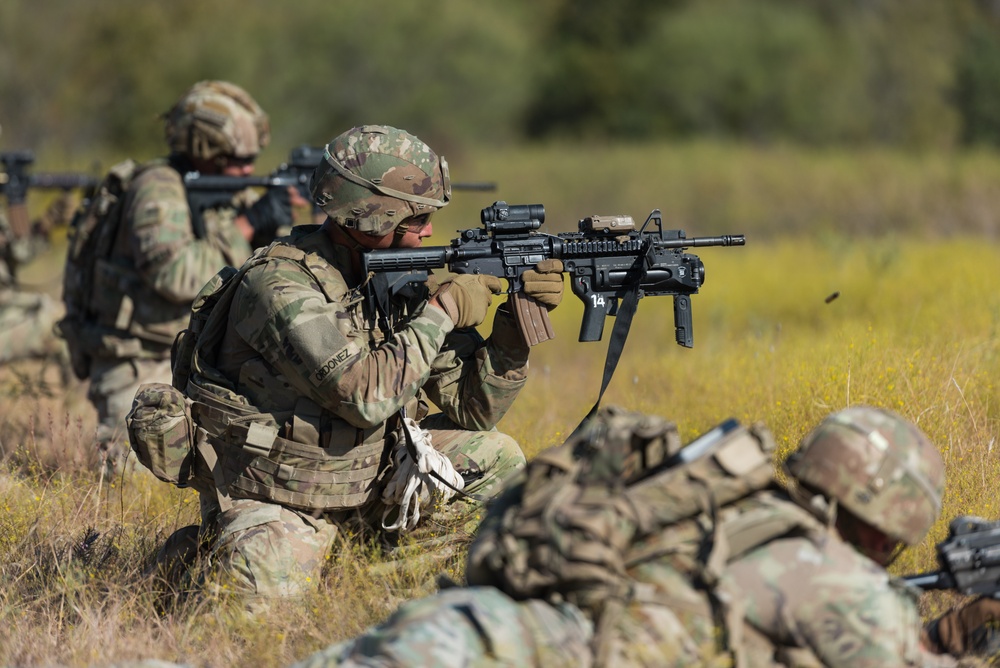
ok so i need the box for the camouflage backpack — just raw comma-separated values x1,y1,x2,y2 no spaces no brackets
57,159,144,379
466,406,782,616
125,253,242,491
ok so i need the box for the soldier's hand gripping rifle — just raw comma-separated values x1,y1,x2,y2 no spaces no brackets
1,150,98,241
182,145,497,237
361,200,744,347
904,516,1000,597
182,145,323,220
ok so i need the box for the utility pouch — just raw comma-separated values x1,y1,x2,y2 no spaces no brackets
126,382,196,486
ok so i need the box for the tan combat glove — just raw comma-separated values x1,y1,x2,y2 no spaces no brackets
521,258,564,310
430,274,503,328
927,597,1000,657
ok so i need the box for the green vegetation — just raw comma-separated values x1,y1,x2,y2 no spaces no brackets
4,0,1000,162
436,140,1000,240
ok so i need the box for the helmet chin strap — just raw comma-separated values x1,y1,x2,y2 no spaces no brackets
882,542,906,568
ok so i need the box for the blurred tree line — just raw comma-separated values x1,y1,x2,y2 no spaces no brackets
2,0,1000,160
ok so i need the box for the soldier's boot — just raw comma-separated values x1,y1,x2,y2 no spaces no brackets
147,524,204,613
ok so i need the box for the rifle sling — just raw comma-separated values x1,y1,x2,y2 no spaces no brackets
582,282,641,426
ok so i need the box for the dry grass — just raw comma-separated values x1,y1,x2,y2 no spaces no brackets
438,140,1000,241
4,142,1000,665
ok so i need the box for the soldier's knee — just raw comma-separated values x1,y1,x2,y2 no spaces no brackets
459,432,524,499
480,431,525,478
209,500,335,600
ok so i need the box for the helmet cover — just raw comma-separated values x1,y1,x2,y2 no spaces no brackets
785,406,944,546
309,124,450,236
163,80,269,161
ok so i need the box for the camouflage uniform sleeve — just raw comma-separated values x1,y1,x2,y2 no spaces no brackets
423,304,530,431
723,537,954,668
231,258,454,429
127,165,251,304
293,587,592,668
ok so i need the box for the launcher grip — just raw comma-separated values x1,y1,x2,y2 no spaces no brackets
674,295,693,348
510,292,555,346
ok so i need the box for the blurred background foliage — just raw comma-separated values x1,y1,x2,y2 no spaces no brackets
4,0,1000,161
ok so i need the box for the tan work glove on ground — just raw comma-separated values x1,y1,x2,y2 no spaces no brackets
521,258,564,309
431,274,504,328
928,597,1000,657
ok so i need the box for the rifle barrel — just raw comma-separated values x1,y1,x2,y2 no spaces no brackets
901,571,953,591
659,235,746,250
28,173,100,190
452,182,497,192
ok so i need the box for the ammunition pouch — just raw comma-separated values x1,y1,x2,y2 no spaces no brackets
126,382,197,486
187,381,388,512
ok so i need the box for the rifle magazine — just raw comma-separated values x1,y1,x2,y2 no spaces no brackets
511,292,554,346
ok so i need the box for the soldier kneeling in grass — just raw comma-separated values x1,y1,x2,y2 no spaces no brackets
128,124,564,611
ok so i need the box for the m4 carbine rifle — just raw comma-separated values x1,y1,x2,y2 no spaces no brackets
182,145,496,236
361,201,744,347
363,200,743,421
904,516,1000,597
1,150,99,240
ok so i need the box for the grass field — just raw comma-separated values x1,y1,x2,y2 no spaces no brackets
3,142,1000,665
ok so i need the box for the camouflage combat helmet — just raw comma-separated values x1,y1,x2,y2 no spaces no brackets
785,406,944,546
310,124,451,236
163,80,270,162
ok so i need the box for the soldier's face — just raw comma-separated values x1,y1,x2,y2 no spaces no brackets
391,230,427,248
220,155,256,176
192,155,256,176
338,215,433,250
221,162,255,177
390,215,433,248
836,513,902,566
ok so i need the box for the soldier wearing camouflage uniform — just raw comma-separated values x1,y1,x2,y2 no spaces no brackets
157,124,564,607
303,405,1000,667
0,190,76,364
62,81,302,478
1,121,78,365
